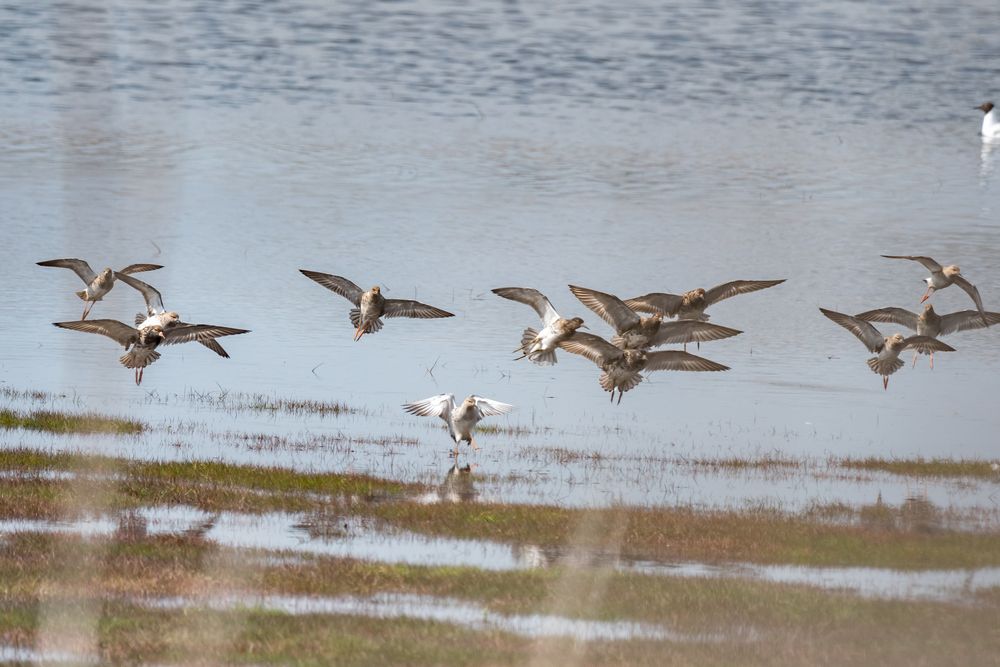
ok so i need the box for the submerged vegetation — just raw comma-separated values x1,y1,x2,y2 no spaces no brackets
839,456,1000,478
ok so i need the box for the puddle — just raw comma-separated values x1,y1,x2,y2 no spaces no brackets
2,505,999,603
135,592,711,643
0,646,97,663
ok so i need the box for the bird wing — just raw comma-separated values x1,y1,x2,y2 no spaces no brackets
382,299,454,319
900,336,955,353
704,279,786,306
880,255,943,272
37,258,97,284
161,324,250,346
118,263,163,274
643,350,730,372
646,321,742,347
939,310,1000,335
951,274,987,322
470,395,514,418
299,270,364,305
402,394,456,424
557,332,624,367
621,293,683,317
819,308,884,353
114,271,165,315
854,307,919,332
491,287,561,326
568,285,639,333
53,319,137,347
198,338,230,358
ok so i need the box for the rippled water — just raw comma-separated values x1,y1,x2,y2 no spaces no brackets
2,0,1000,486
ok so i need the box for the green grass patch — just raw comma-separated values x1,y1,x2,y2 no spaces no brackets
0,409,144,434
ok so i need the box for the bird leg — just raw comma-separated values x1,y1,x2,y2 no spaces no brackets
353,324,366,342
882,375,889,391
930,352,934,370
617,390,624,405
81,301,93,320
919,287,933,303
470,437,480,452
609,389,615,403
911,351,918,368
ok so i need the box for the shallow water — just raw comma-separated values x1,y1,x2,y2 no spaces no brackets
2,1,1000,498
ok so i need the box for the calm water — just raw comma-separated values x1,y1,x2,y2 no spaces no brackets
1,0,999,505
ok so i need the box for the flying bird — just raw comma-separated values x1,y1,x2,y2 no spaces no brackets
558,332,728,404
881,255,988,326
568,284,741,351
623,279,786,322
402,394,514,455
114,271,232,358
819,308,955,389
491,287,586,365
300,270,454,341
53,319,250,385
855,304,1000,368
37,258,163,320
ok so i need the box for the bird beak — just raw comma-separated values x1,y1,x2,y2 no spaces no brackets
581,324,590,330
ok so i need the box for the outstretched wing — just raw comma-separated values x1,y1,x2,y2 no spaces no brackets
117,263,163,274
854,307,919,332
939,310,1000,335
900,336,955,353
704,279,785,307
299,270,364,305
568,285,640,333
557,332,624,367
161,324,250,346
198,338,230,358
470,395,514,419
951,274,987,324
114,271,165,315
646,321,742,347
643,350,730,372
37,258,97,285
402,394,456,424
881,255,943,272
491,287,561,326
53,319,137,347
382,299,454,319
819,308,884,353
622,293,684,317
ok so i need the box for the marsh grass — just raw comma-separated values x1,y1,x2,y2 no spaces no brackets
0,409,144,434
0,532,997,666
2,449,999,570
184,389,362,416
839,456,1000,478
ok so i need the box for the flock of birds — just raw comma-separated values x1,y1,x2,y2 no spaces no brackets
36,252,997,453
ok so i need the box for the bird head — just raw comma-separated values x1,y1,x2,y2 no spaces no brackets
943,265,961,277
162,312,181,325
567,317,586,331
978,102,995,114
888,333,906,346
922,303,935,314
371,285,381,294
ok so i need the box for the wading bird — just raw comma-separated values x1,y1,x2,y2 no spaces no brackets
491,287,586,365
37,258,162,320
568,285,741,351
402,394,513,455
622,279,786,322
855,304,1000,368
558,332,729,404
53,319,249,385
819,308,955,389
300,270,454,341
881,255,988,326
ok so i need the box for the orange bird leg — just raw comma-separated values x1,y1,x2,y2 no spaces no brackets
882,375,889,391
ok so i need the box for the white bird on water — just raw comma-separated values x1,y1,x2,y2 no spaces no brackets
978,102,1000,139
402,394,514,455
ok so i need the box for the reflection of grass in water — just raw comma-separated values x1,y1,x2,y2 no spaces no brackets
840,457,999,478
0,409,144,434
